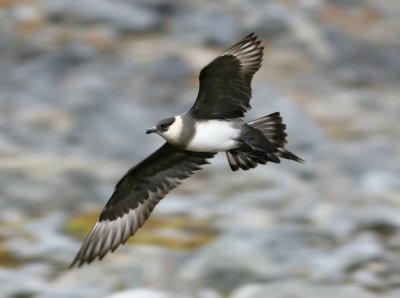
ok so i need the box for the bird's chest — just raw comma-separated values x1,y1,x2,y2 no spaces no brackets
184,120,241,152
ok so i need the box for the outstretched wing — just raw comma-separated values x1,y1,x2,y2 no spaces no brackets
69,143,215,267
190,33,263,119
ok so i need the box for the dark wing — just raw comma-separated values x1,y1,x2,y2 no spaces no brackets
190,33,263,119
69,143,215,268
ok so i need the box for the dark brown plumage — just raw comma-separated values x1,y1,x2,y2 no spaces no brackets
69,144,214,267
69,33,303,268
190,33,263,119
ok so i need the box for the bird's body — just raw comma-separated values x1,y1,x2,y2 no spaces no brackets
164,113,242,152
70,33,304,268
187,119,241,152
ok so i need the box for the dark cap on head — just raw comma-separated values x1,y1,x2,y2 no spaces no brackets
146,117,175,134
156,117,175,131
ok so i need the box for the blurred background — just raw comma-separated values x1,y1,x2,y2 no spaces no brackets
1,0,399,297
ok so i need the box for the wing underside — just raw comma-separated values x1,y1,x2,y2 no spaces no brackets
69,143,215,267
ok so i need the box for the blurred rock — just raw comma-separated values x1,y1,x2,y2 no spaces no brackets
324,29,400,86
179,229,336,292
131,0,180,16
231,281,385,298
246,2,291,40
44,0,161,33
4,213,78,264
323,234,384,277
0,0,399,297
0,264,52,298
105,289,181,298
171,4,240,46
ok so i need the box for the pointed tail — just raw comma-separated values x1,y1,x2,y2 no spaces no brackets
226,112,304,171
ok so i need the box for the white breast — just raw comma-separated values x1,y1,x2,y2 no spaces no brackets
186,120,241,152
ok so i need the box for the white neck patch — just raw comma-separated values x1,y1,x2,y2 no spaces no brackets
161,115,183,144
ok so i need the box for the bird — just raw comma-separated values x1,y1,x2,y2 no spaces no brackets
69,33,303,268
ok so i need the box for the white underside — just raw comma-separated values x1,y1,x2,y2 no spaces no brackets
186,120,241,152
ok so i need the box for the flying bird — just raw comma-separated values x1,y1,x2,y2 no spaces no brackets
70,33,303,268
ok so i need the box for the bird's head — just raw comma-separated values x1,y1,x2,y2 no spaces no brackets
146,116,182,143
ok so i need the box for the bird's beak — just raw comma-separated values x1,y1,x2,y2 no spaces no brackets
146,127,157,134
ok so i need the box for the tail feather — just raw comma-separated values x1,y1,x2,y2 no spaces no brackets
226,151,257,171
226,149,281,171
247,112,288,148
226,112,304,171
277,148,304,163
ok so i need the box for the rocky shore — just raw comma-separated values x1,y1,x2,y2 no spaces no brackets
1,0,399,297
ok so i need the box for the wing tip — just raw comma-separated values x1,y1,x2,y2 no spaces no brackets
67,218,122,269
223,32,263,53
68,252,91,269
221,33,264,76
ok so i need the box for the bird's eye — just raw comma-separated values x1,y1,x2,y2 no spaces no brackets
161,124,169,129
